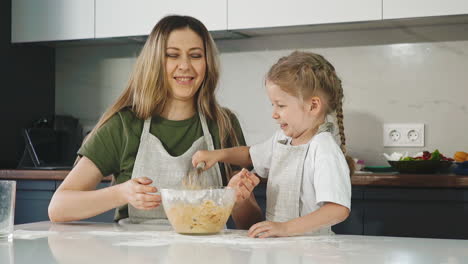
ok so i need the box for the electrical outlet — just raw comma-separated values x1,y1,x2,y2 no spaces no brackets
383,123,425,147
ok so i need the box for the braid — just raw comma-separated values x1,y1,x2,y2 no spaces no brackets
335,83,355,176
335,90,346,154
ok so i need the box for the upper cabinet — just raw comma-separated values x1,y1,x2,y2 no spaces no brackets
383,0,468,19
228,0,382,30
95,0,227,38
11,0,468,43
11,0,94,43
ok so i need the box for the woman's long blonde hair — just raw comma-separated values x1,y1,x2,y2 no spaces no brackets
85,15,240,179
267,51,355,176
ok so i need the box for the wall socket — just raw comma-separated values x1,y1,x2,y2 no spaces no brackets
383,123,425,147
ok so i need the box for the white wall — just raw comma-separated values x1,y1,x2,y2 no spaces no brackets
56,23,468,166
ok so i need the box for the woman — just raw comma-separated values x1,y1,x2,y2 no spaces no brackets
48,15,261,228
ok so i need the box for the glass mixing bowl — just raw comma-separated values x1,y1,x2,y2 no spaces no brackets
161,188,236,235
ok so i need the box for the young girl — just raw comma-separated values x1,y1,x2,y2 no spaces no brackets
193,51,354,237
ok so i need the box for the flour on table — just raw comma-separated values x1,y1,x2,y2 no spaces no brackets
14,230,58,240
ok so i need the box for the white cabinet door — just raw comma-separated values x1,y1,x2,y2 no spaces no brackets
383,0,468,19
228,0,382,30
12,0,94,43
96,0,227,38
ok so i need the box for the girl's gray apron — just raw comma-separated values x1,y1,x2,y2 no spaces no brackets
125,112,222,224
266,122,335,235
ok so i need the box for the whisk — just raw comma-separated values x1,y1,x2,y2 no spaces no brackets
183,162,206,189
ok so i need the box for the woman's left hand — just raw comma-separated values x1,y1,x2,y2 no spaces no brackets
248,221,290,238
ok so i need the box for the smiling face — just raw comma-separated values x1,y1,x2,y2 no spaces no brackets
267,80,322,143
165,28,206,102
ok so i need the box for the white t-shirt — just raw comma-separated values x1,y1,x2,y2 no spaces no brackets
249,130,351,216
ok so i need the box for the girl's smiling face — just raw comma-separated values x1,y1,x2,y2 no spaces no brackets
266,80,313,141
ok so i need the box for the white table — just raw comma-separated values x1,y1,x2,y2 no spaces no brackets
1,221,467,264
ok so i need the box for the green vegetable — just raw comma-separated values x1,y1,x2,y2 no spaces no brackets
398,149,444,161
430,149,441,161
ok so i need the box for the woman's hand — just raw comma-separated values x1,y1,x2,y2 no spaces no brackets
228,169,260,203
118,177,161,210
192,150,223,170
248,221,290,238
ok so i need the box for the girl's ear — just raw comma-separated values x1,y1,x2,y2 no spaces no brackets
307,96,322,114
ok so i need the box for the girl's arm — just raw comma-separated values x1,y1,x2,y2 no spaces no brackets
48,156,160,222
192,146,252,169
285,202,349,235
248,202,349,238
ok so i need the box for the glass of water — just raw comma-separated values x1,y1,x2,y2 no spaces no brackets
0,181,16,241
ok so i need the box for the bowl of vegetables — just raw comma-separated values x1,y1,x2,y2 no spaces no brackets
386,150,454,174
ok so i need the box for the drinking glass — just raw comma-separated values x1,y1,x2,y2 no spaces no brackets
0,181,16,241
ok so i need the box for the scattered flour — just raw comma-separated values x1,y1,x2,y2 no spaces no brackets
14,230,58,240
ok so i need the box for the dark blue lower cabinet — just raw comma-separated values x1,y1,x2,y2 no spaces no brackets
14,180,114,224
362,187,468,239
15,194,53,224
15,180,55,224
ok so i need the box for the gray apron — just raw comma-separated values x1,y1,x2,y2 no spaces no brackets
127,112,223,224
265,122,335,235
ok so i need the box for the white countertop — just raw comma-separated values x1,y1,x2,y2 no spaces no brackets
1,221,467,264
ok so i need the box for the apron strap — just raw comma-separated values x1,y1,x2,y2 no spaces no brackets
317,122,334,134
198,112,215,150
198,112,210,137
141,118,152,141
198,111,223,187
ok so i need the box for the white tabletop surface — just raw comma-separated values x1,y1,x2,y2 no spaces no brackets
1,221,467,264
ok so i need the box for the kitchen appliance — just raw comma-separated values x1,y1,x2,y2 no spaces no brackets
17,115,82,170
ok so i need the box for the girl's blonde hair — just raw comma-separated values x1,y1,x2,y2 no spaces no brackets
85,15,240,179
267,51,355,176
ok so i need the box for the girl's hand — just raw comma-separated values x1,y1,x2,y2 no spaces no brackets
228,169,260,203
248,221,290,238
118,177,161,210
192,150,222,170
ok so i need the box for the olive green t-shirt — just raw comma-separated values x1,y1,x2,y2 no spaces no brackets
78,107,246,221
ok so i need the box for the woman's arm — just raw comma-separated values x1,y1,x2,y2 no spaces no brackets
227,169,264,229
248,202,349,238
231,192,264,229
48,156,159,222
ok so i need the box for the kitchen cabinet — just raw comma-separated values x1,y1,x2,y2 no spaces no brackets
15,180,55,224
228,0,382,30
333,186,468,239
11,0,94,43
361,187,468,239
383,0,468,19
95,0,227,38
11,0,468,43
14,179,114,224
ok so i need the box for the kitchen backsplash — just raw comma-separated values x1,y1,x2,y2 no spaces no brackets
56,23,468,166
